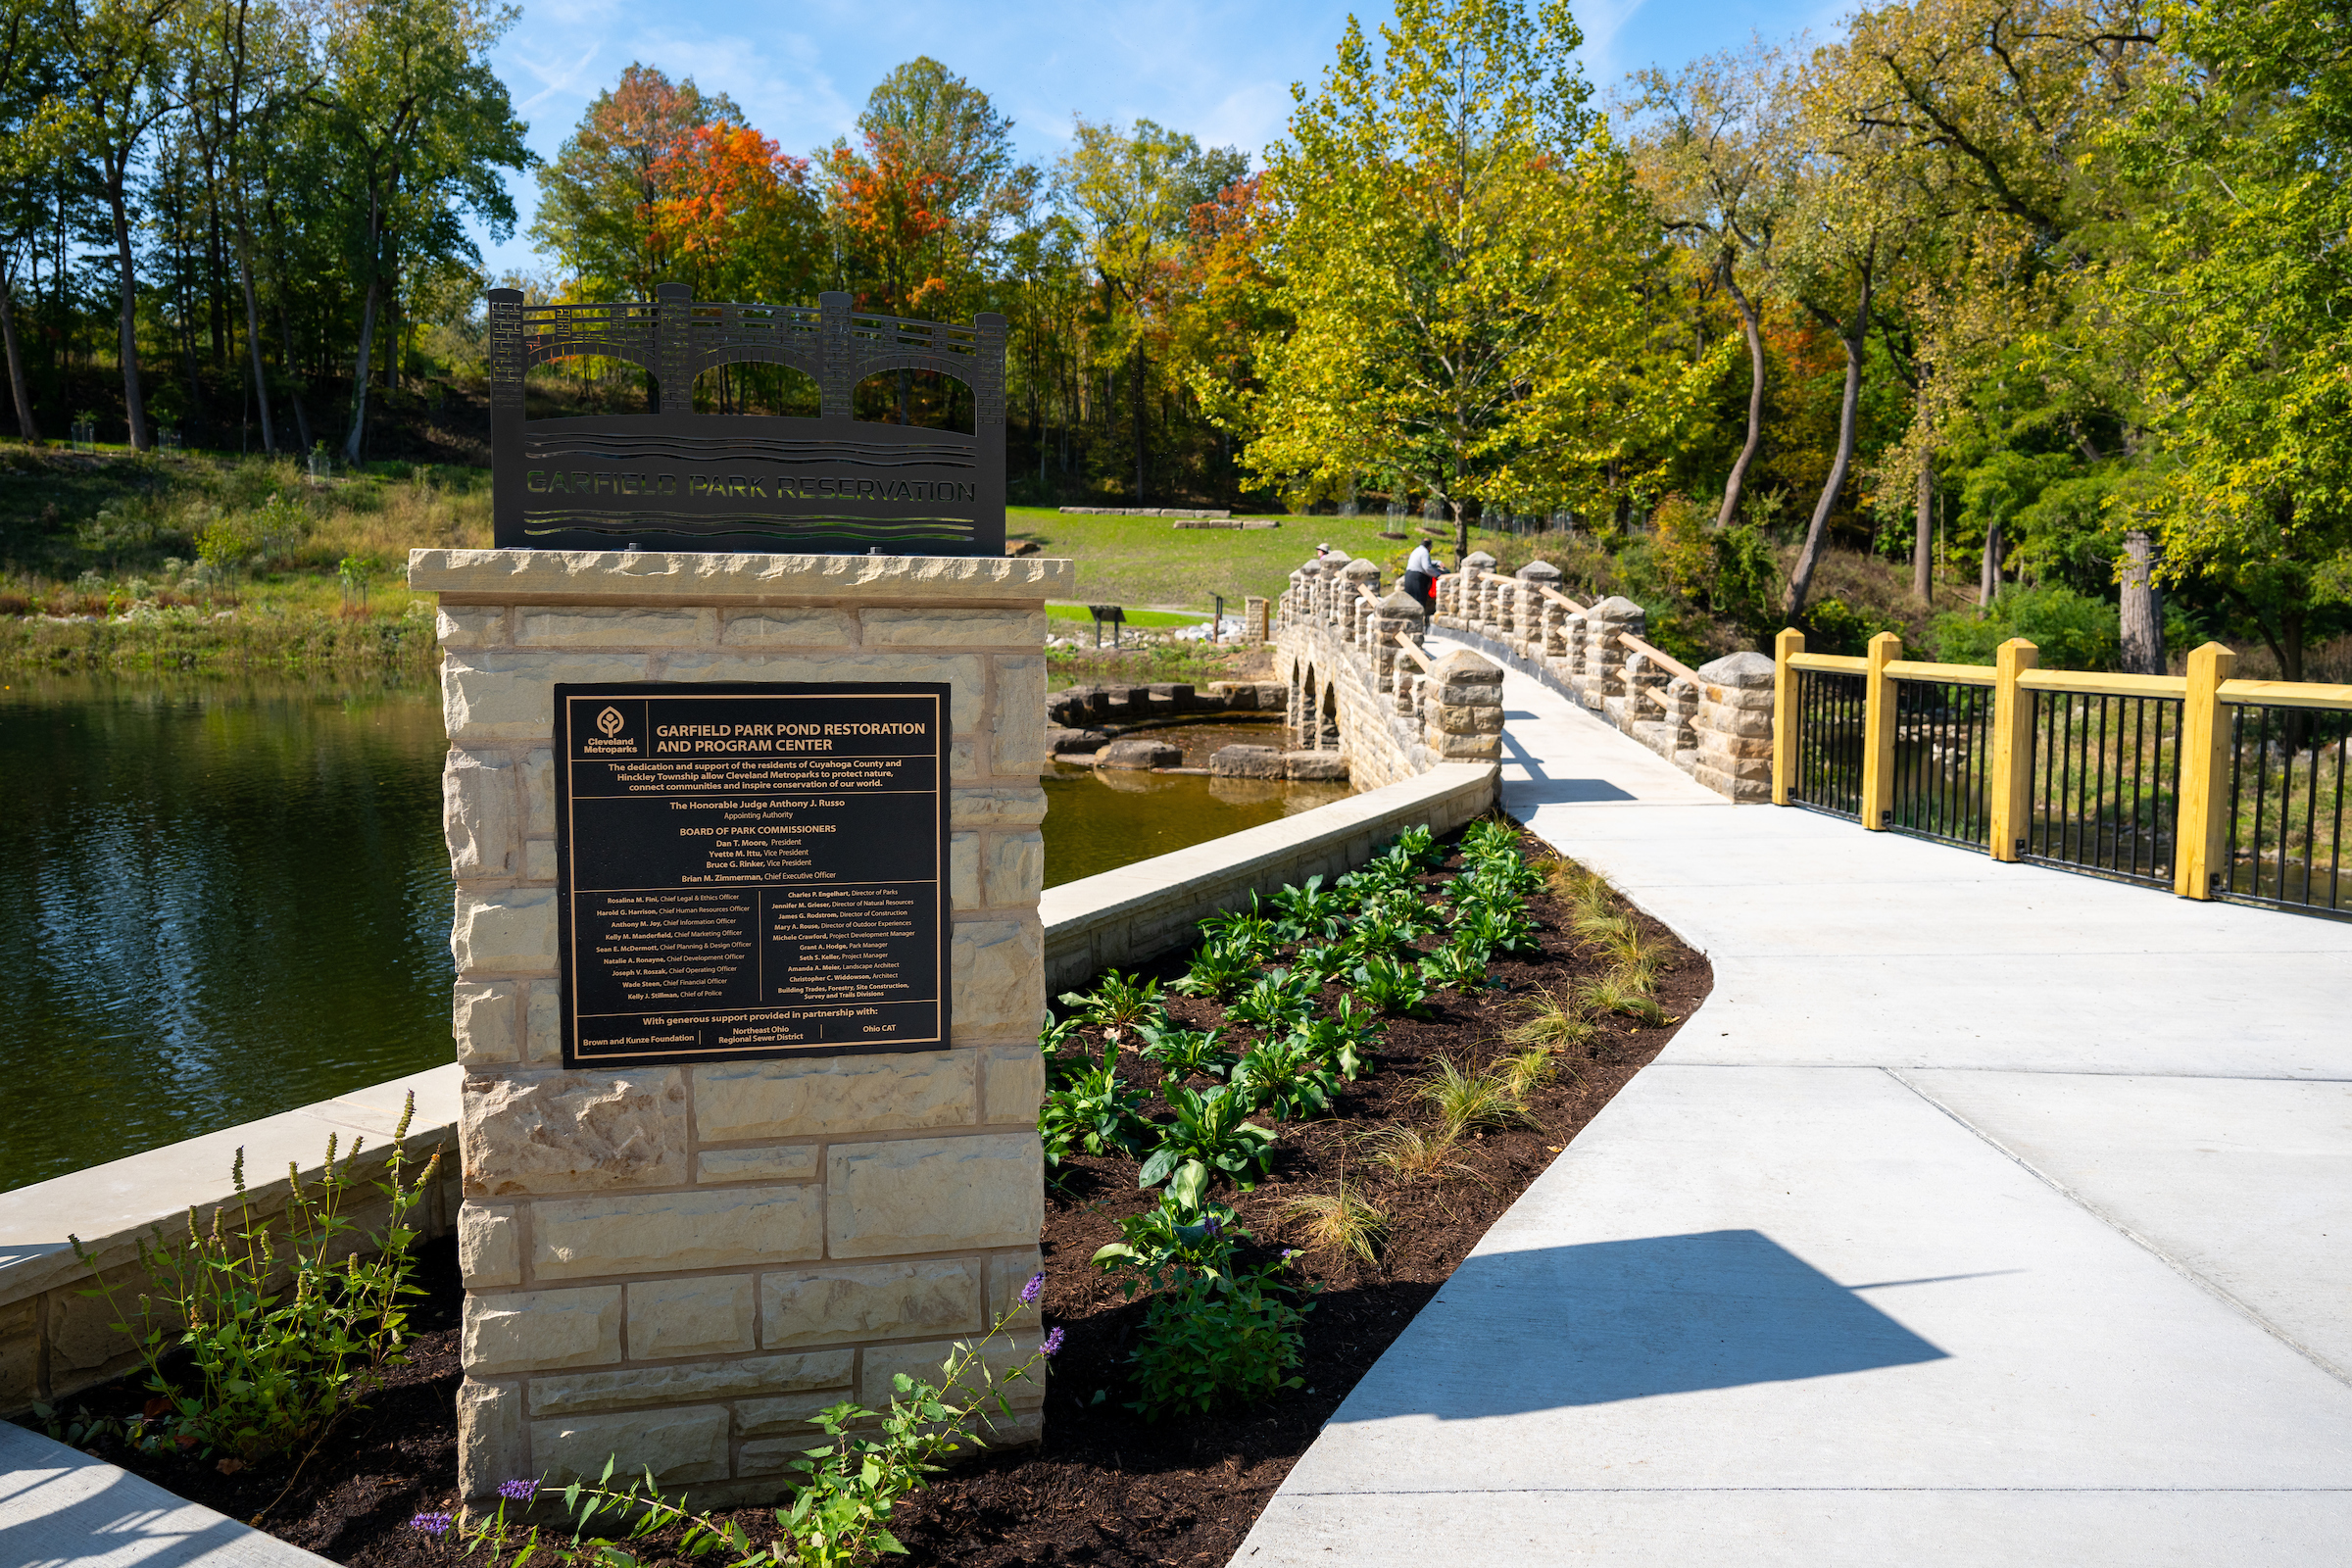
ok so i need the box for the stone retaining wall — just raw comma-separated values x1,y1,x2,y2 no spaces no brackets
1431,555,1774,803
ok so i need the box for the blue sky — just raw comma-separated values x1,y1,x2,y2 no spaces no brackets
474,0,1850,279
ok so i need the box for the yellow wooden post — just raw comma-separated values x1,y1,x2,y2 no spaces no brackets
1986,637,2039,861
1772,627,1804,806
1860,631,1902,829
2174,641,2237,899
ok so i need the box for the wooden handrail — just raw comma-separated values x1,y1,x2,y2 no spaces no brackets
2017,668,2187,700
1788,652,1868,674
2219,678,2352,712
1538,584,1589,615
1884,659,1996,689
1393,630,1435,672
1617,631,1698,685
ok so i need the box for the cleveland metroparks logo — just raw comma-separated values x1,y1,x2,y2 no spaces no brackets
597,706,625,738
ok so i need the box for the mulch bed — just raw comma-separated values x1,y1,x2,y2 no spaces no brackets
27,819,1710,1565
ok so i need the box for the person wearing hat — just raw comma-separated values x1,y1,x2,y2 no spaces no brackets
1314,542,1333,560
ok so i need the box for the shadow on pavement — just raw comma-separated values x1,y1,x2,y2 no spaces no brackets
1334,1229,1952,1419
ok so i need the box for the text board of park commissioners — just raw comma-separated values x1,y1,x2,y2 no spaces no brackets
554,682,951,1067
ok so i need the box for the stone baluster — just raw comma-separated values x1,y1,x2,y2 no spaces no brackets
1692,651,1776,803
1585,595,1645,705
1342,557,1382,646
1461,552,1496,629
1424,649,1505,761
1516,561,1561,648
1663,674,1700,757
1623,649,1667,730
1372,589,1426,694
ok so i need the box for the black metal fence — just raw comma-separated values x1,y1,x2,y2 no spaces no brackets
1790,668,1866,819
2022,689,2180,888
1887,679,1993,849
2217,704,2350,917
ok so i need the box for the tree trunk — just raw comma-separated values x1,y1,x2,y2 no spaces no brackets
1912,454,1935,605
236,245,274,455
1131,345,1146,502
1714,270,1766,532
345,273,378,462
1783,289,1871,621
276,296,313,451
0,275,36,441
2120,528,2164,675
106,168,150,451
1979,520,2003,609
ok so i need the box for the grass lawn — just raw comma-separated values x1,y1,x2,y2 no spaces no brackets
1043,603,1205,626
1009,508,1417,612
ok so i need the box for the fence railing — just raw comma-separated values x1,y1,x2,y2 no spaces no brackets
1772,630,2352,920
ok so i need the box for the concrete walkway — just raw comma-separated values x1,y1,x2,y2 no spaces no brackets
0,1420,331,1567
1233,656,2352,1565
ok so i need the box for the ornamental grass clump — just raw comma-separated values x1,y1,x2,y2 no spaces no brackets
1501,984,1595,1054
1416,1058,1534,1139
1358,1123,1477,1182
1279,1181,1390,1265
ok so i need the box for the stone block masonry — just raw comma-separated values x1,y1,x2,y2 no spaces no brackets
413,548,1066,1508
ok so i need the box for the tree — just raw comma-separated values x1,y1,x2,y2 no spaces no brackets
2105,0,2352,681
0,0,56,440
1630,40,1799,532
53,0,186,450
824,57,1034,319
652,122,822,304
531,64,740,302
320,0,528,460
1054,116,1245,501
1248,0,1711,562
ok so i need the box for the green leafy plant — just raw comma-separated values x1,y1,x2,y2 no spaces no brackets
1091,1159,1247,1297
1292,1004,1382,1080
1458,818,1522,862
1056,970,1164,1035
1416,1058,1534,1139
1289,942,1355,986
1341,907,1420,962
1137,1020,1237,1083
1349,954,1434,1017
1127,1266,1310,1420
1226,968,1319,1031
1230,1033,1345,1121
1269,874,1348,943
1171,940,1259,1001
1279,1180,1389,1265
72,1095,440,1468
1139,1085,1277,1189
1039,1044,1152,1169
1198,897,1281,960
1448,903,1542,961
1419,945,1493,993
441,1283,1058,1567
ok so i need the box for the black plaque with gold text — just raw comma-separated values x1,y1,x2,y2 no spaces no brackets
554,682,951,1067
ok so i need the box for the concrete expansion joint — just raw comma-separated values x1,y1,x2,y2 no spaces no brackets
1883,1066,2352,1391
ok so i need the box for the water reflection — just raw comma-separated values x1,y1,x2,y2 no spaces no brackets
0,675,454,1191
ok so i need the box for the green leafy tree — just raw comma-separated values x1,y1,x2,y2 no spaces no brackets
1244,0,1713,560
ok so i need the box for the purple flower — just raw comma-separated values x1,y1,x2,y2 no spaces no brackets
1202,1215,1223,1238
408,1512,454,1537
498,1478,536,1502
1019,1272,1044,1305
1041,1327,1065,1357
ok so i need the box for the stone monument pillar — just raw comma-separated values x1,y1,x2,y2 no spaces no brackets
417,547,1066,1508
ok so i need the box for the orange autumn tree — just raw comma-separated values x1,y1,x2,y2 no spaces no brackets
822,124,956,319
651,122,824,304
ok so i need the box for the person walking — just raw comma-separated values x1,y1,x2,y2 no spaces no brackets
1400,538,1443,616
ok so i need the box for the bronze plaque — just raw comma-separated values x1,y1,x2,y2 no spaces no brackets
554,682,952,1067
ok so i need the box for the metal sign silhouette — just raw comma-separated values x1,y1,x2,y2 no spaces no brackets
488,284,1006,556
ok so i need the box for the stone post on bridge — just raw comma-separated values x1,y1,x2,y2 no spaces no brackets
1342,557,1382,646
1372,589,1426,694
1515,560,1561,644
1582,596,1645,708
418,547,1062,1510
1693,651,1777,803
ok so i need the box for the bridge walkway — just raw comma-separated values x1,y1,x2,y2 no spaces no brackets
1231,649,2352,1566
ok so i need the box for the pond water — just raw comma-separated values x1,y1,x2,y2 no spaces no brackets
0,680,1343,1189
